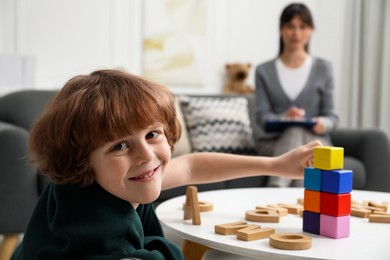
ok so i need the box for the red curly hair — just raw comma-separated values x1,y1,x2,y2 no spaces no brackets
29,69,181,186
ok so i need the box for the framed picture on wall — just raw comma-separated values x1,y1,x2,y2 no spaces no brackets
141,0,212,88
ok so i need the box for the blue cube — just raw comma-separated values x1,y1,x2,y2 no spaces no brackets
322,169,353,194
304,167,322,191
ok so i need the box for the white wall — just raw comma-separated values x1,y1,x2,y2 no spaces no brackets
0,0,347,115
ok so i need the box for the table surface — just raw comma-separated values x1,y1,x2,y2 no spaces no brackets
156,187,390,260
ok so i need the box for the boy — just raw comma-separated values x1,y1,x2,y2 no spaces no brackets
12,69,320,259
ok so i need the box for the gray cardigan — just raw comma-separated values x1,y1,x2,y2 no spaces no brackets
254,57,339,138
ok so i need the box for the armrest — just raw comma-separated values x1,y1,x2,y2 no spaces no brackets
0,121,39,233
331,128,390,192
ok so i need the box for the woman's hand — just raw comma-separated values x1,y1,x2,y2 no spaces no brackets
286,106,305,119
312,117,326,134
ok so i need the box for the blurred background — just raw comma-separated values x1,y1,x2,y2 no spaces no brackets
0,0,389,135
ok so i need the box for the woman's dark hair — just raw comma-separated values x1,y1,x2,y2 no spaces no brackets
278,3,314,55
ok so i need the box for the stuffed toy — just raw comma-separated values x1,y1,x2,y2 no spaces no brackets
222,63,254,94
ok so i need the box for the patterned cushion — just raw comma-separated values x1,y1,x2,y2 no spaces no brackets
179,96,257,155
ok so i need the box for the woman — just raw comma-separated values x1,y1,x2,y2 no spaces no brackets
254,3,339,187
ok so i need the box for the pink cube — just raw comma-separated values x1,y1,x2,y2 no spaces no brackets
320,214,350,239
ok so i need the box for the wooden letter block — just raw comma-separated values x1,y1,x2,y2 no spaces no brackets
369,214,390,223
320,214,350,239
183,186,201,225
276,203,303,214
363,201,388,212
303,211,320,235
183,201,214,212
256,205,288,216
321,192,351,216
322,169,353,194
351,207,371,218
269,233,312,250
215,221,249,235
304,189,321,213
245,209,280,222
303,167,322,191
236,225,275,241
313,146,344,170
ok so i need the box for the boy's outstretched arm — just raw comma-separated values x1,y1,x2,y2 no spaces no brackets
162,140,321,190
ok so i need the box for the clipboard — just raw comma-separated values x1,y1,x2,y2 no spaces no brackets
265,118,317,133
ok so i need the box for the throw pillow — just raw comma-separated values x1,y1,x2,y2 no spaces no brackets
179,96,257,155
172,98,192,157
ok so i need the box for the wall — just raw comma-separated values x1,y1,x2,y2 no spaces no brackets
0,0,347,121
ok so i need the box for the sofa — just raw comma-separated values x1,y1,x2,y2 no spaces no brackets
1,90,390,257
157,94,390,204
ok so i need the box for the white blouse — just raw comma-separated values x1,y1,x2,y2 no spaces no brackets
276,56,313,101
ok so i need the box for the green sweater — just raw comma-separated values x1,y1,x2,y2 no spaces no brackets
12,182,183,260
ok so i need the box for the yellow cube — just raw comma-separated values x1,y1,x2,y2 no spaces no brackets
313,146,344,170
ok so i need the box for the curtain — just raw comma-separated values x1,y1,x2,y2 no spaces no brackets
341,0,390,137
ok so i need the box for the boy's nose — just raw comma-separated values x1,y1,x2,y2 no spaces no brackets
134,142,154,164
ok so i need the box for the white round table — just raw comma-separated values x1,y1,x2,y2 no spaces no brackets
156,187,390,259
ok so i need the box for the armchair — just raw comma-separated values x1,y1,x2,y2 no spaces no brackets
331,128,390,192
0,90,54,259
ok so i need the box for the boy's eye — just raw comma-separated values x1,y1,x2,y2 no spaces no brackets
111,142,129,151
146,131,160,140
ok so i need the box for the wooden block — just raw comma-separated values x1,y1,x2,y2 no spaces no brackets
313,146,344,170
297,198,304,206
304,189,321,213
303,167,322,191
236,225,275,241
320,215,350,239
303,211,320,235
369,214,390,223
256,205,288,216
245,209,280,222
183,201,214,212
372,211,390,215
322,169,353,194
363,201,388,212
269,233,312,250
276,203,303,214
183,186,201,225
298,208,303,217
362,206,385,212
321,192,351,217
351,207,371,218
198,201,213,212
215,221,249,235
351,200,362,206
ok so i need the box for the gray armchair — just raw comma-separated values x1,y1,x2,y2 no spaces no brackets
331,128,390,192
0,90,54,259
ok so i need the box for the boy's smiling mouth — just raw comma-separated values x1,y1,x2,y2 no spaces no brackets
129,166,159,181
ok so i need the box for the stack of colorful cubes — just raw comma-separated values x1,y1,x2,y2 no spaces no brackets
303,146,353,239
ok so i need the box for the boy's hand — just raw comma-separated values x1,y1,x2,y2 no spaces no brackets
276,140,322,179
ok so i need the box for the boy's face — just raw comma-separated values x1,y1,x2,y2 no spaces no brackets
89,123,171,208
